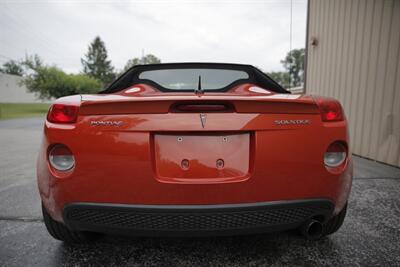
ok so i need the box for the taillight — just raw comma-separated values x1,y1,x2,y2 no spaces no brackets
315,97,344,122
324,142,347,168
47,104,79,123
49,144,75,171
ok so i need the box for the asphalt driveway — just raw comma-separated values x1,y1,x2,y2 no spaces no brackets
0,117,399,266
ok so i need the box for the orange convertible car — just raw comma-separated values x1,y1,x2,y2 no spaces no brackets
37,63,352,243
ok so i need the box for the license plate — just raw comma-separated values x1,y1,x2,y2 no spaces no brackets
153,133,251,183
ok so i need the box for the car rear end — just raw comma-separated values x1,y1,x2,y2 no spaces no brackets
38,64,352,241
37,91,352,239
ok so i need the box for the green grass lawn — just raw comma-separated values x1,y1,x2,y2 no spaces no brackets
0,103,51,120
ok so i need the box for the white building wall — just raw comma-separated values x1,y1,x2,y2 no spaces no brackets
0,73,48,103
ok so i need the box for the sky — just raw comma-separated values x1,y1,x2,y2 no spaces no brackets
0,0,307,74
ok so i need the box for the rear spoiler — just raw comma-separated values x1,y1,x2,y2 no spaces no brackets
79,98,319,115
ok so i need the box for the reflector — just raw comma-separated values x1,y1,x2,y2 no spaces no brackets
49,144,75,171
324,142,347,168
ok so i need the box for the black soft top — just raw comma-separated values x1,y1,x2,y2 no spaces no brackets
101,62,289,94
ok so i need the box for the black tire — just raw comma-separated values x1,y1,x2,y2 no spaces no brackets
324,203,347,235
42,203,97,243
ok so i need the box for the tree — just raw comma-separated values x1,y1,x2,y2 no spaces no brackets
22,55,102,100
123,54,161,72
281,48,305,88
81,36,115,86
0,60,25,76
266,71,291,88
22,54,43,72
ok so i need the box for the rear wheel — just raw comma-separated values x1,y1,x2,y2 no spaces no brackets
42,203,98,243
324,203,347,235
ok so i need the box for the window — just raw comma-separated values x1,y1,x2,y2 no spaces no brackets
138,68,249,90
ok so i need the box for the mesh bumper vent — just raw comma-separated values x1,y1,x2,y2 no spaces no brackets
63,200,333,235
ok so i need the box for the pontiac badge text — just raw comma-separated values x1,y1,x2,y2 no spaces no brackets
90,121,124,127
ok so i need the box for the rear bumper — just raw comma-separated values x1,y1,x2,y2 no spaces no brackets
63,199,334,236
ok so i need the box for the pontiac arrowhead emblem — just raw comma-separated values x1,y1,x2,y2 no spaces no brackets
200,113,207,128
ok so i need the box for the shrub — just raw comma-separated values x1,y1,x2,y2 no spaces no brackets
22,65,102,100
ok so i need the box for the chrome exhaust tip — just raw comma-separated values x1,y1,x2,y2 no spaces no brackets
300,219,324,240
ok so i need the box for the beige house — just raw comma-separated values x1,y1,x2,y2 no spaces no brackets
305,0,400,167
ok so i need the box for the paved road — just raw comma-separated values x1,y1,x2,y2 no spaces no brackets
0,118,399,266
